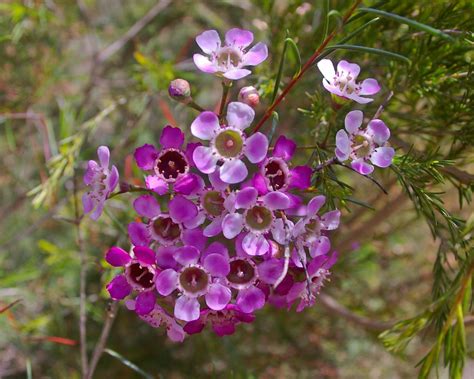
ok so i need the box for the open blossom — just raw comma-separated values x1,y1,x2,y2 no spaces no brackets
154,245,231,322
134,125,202,196
105,245,159,315
193,28,268,80
335,110,395,175
317,59,380,104
191,102,268,184
82,146,119,220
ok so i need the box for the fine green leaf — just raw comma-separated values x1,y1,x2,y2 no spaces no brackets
104,349,154,379
327,44,411,64
357,7,455,41
271,36,301,103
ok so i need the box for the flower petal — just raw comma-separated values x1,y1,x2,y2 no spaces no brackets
242,42,268,66
97,146,110,168
309,236,331,257
258,258,284,285
244,132,268,163
169,195,198,223
128,222,150,246
351,158,374,175
321,210,341,230
145,175,168,195
134,144,158,170
203,253,230,277
307,195,326,217
367,119,390,145
193,53,218,73
204,217,223,237
133,194,161,218
193,146,218,174
236,285,265,313
174,245,200,266
242,233,269,256
106,275,131,300
208,169,228,191
174,173,203,196
226,102,255,130
317,59,335,81
222,213,244,239
337,60,360,78
160,125,184,149
223,68,251,80
191,111,219,140
288,166,312,190
359,78,380,95
220,159,248,184
133,246,156,265
205,283,231,311
156,246,178,269
235,187,258,209
344,110,363,134
370,147,395,168
225,28,253,48
175,296,200,322
195,30,221,54
105,246,131,267
135,291,156,315
155,269,178,296
263,192,290,210
273,135,296,161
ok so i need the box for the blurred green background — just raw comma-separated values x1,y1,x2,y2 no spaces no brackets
1,1,473,378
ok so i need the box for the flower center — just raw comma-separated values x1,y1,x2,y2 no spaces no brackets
227,259,255,288
216,46,242,70
202,190,225,217
155,149,188,181
245,206,273,232
352,135,371,158
264,158,289,190
179,266,209,296
152,216,181,243
305,219,321,237
126,262,155,289
214,129,244,158
334,72,360,94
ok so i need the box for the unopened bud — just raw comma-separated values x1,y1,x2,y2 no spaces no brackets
238,86,260,108
168,79,191,103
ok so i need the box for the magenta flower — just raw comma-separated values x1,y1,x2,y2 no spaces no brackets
293,195,340,259
222,187,292,256
134,125,202,195
82,146,119,220
317,59,380,104
193,28,268,80
155,246,231,322
105,245,158,315
191,102,268,184
184,304,255,336
335,110,395,175
253,135,312,193
125,301,185,342
128,194,203,247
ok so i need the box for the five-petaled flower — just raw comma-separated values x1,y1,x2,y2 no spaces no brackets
193,28,268,80
335,110,395,175
317,59,380,104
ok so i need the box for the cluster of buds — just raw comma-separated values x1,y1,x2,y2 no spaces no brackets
84,28,394,341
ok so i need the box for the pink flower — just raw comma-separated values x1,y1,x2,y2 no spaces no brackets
82,146,119,220
317,59,380,103
191,102,268,184
193,28,268,80
335,110,395,175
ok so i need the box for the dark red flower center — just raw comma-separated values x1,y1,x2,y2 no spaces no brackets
127,263,155,289
152,216,181,242
227,259,255,288
155,149,188,180
179,266,209,295
264,158,288,190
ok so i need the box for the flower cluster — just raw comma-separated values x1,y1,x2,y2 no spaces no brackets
84,28,395,341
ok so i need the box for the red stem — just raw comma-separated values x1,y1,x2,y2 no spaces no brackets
253,0,363,134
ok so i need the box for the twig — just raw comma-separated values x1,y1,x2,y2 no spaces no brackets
86,302,119,379
313,157,338,172
218,81,232,121
253,0,363,133
318,293,393,331
73,172,88,377
0,299,22,314
372,91,393,120
336,161,388,194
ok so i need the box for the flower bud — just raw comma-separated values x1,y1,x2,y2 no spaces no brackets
168,79,191,103
238,86,260,108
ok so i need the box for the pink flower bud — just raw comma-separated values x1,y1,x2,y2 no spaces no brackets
168,79,191,102
238,86,260,108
